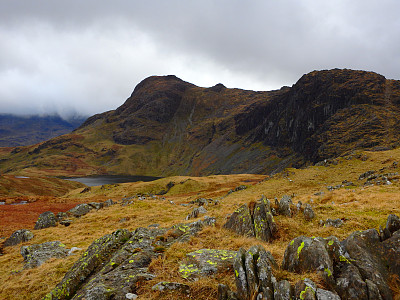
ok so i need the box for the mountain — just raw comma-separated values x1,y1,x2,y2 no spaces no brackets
1,69,400,177
0,114,86,147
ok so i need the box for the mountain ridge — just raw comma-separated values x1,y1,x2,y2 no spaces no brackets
1,68,400,177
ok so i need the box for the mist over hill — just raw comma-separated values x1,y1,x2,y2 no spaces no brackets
0,114,87,147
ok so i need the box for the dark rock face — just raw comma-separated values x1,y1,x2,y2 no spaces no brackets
223,196,278,242
3,229,34,247
21,241,69,268
235,69,399,163
34,211,57,230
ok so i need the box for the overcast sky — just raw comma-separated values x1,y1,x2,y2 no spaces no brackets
1,1,399,119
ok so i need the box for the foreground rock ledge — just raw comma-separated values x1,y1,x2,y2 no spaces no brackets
43,217,214,300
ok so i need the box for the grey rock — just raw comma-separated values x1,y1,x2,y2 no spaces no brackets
125,293,138,300
316,288,341,300
185,206,208,220
234,245,277,300
335,263,367,300
43,229,132,300
3,229,34,247
365,279,383,300
303,203,315,221
190,198,219,206
385,214,400,235
342,229,392,300
321,218,344,228
278,195,293,216
282,236,336,287
21,241,69,268
67,203,92,218
88,202,103,210
294,278,317,300
274,280,292,300
381,229,400,280
34,211,57,230
152,281,190,294
253,196,278,242
223,204,255,237
224,197,278,242
55,212,68,222
179,249,237,279
103,199,115,207
59,219,72,227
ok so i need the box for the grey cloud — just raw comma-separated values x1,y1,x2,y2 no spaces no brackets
0,1,399,118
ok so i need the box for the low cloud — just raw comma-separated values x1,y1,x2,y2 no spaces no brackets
0,1,399,118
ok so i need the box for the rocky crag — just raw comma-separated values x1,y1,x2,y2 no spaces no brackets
1,69,400,177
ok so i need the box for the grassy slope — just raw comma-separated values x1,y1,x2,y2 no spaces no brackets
1,149,400,299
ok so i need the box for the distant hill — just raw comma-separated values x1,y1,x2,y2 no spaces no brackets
0,114,87,147
1,69,400,177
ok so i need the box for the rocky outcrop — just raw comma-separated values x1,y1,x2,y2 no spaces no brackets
3,229,34,247
219,214,400,300
281,214,400,299
34,211,57,230
224,196,278,242
21,241,69,269
43,217,214,300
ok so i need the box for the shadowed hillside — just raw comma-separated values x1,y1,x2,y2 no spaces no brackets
1,69,400,177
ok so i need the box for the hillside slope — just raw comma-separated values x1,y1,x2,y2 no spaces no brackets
1,69,400,177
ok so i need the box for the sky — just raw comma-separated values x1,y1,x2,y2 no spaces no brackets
1,1,400,119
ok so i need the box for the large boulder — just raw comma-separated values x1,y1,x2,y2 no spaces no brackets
223,204,255,237
21,241,69,268
179,249,237,279
34,211,57,230
233,245,277,300
3,229,34,247
224,196,278,242
281,236,337,287
342,229,393,299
